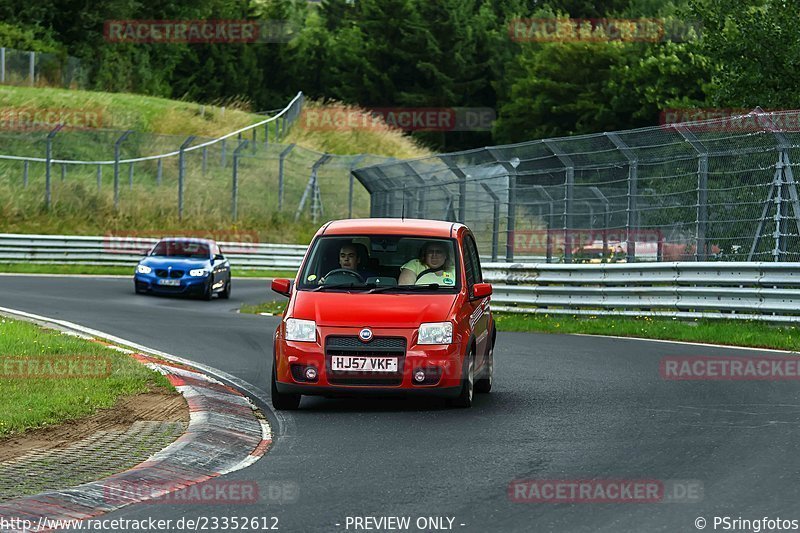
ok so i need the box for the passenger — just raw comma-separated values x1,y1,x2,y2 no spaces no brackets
398,241,456,286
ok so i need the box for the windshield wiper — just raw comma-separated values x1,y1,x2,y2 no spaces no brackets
310,282,369,292
367,284,441,294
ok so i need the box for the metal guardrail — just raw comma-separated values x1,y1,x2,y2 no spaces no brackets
3,234,799,322
484,262,800,322
0,234,307,270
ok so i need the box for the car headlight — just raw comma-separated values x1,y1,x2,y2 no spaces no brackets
285,318,317,342
418,322,453,345
189,268,210,277
136,265,152,274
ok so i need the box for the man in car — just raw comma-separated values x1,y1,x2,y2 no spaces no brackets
320,243,377,283
398,241,456,286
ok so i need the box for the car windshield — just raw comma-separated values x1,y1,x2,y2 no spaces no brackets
298,235,460,292
150,240,210,259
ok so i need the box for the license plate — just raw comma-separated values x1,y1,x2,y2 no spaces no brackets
157,279,181,286
331,356,398,372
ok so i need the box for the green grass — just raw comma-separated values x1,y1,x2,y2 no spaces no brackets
0,263,297,278
240,300,288,315
494,313,800,351
0,317,171,436
238,302,800,351
0,88,432,240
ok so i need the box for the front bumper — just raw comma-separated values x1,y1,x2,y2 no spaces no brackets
134,273,209,295
274,326,465,398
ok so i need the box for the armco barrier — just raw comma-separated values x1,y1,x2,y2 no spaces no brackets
2,234,799,322
484,262,800,323
0,234,307,270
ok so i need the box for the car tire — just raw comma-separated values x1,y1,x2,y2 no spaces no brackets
203,280,214,301
220,278,231,299
475,340,493,394
271,365,301,410
449,348,474,408
134,283,146,295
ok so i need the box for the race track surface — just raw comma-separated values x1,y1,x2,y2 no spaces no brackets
1,275,798,533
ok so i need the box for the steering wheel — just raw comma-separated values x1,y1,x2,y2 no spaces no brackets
322,268,365,284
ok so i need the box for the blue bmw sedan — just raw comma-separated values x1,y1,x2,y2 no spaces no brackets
134,238,231,300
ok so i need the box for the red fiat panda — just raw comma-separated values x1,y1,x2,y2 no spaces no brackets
270,218,495,410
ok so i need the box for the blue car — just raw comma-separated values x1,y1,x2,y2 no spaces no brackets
134,238,231,300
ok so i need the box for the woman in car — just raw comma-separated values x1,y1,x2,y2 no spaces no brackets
397,241,456,286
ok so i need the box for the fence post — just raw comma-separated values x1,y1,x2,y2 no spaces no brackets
252,128,257,155
113,130,132,211
348,155,367,218
606,133,638,262
480,183,500,261
295,154,332,222
202,147,207,175
96,164,101,191
675,126,709,261
178,136,196,221
278,143,295,210
23,160,28,188
232,139,249,221
28,51,34,86
264,122,269,146
45,124,63,210
61,163,66,182
544,140,575,263
0,48,5,84
220,139,227,167
157,158,163,186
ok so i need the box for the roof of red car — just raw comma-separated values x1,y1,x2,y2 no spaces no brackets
320,218,463,237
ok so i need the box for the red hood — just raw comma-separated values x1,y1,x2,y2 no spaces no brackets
288,291,458,328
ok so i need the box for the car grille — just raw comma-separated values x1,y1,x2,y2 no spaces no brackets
155,269,184,278
325,335,406,386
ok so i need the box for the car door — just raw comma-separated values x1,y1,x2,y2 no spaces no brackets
464,234,490,370
211,243,228,288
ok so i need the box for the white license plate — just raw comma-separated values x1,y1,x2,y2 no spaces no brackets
157,279,181,286
331,356,398,372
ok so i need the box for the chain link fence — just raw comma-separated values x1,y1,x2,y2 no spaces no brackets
0,93,397,229
0,48,87,88
353,109,800,262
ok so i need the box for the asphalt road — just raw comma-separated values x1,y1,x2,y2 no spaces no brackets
1,275,799,533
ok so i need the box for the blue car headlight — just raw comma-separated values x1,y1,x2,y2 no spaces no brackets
189,268,211,277
136,265,152,274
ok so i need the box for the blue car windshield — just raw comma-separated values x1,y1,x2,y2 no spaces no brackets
150,241,210,259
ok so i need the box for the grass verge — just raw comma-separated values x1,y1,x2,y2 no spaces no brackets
494,313,800,352
239,302,800,351
0,263,296,278
0,317,171,437
240,300,288,316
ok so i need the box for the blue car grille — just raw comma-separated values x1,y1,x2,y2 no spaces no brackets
155,269,184,278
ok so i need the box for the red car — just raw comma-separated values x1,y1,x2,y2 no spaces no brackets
270,218,495,409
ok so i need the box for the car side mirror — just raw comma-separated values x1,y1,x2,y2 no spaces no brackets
472,282,492,299
214,254,225,262
271,278,292,297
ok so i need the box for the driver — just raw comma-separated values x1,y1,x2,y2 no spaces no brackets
320,243,377,283
398,241,456,286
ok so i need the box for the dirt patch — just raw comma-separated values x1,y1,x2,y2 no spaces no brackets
0,388,188,463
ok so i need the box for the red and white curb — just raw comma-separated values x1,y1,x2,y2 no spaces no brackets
0,307,273,532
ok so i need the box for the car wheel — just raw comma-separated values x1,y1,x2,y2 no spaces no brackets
220,278,231,299
271,365,301,410
475,341,493,394
203,280,214,301
134,283,145,295
450,348,474,408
